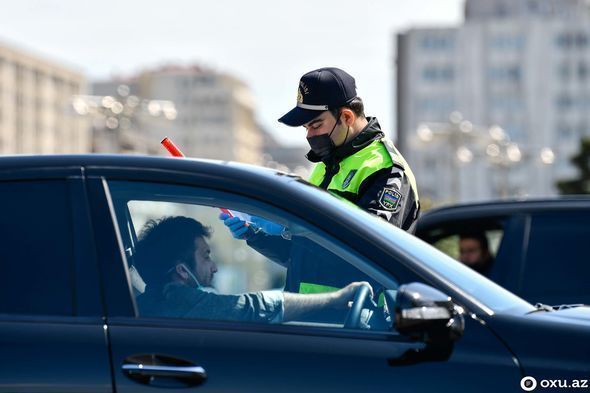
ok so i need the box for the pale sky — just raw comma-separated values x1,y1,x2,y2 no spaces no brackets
0,0,464,145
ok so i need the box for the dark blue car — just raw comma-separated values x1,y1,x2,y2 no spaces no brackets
416,198,590,306
0,155,588,392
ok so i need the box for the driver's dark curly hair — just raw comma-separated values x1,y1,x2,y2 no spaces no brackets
135,216,211,291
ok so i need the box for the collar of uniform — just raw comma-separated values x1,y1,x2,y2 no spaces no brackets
306,116,384,164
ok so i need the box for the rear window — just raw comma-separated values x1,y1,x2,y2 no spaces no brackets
521,211,590,304
0,181,74,316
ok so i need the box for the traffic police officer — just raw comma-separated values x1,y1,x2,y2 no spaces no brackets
279,67,419,231
221,67,419,299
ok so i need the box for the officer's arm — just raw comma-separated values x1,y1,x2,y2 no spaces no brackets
247,232,293,267
220,213,292,267
356,165,419,232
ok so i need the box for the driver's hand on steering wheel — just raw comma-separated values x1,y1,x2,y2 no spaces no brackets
334,281,374,309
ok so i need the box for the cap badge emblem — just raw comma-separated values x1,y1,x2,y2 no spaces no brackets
298,81,310,103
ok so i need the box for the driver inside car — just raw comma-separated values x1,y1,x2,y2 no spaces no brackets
134,216,374,325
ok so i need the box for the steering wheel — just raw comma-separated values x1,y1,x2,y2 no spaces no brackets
344,284,372,329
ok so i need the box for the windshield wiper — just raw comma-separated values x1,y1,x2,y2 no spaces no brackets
527,303,588,314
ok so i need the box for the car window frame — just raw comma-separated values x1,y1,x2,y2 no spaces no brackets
92,176,417,341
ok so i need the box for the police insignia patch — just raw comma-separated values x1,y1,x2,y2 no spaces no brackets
379,188,402,211
342,170,357,189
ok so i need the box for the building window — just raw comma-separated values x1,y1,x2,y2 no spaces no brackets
490,35,525,51
495,3,508,17
576,33,588,48
555,94,574,110
489,96,525,112
555,94,590,110
556,32,589,49
52,76,63,88
527,0,538,13
557,63,571,81
421,66,454,82
420,36,455,50
488,66,521,82
578,62,589,81
417,97,455,113
192,75,215,86
504,124,526,141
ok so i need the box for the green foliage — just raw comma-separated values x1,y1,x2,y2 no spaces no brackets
556,138,590,194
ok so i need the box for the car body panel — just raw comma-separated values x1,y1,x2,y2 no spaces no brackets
105,317,521,393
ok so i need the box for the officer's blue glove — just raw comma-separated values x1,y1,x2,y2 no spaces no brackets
219,212,258,240
250,216,285,236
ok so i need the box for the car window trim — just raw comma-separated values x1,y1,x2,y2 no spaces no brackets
106,315,414,343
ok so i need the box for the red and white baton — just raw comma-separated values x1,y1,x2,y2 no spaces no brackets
161,137,237,219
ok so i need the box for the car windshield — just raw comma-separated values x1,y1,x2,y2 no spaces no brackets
292,178,536,315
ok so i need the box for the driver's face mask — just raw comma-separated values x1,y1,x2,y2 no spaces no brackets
168,263,201,288
306,112,340,160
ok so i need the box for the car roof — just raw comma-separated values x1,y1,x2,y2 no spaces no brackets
0,153,300,182
417,196,590,227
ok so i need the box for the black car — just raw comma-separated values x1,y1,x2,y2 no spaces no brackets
415,198,590,306
0,155,588,392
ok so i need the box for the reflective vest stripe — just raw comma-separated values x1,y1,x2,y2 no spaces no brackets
308,140,392,194
298,282,339,294
308,138,419,206
299,282,386,307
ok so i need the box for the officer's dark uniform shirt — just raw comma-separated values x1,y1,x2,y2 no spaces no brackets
247,117,420,301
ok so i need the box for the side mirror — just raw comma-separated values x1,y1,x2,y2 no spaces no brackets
386,282,465,365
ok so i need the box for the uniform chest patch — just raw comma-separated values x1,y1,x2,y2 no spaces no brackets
379,188,402,211
342,170,357,189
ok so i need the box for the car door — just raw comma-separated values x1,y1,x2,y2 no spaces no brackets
0,168,112,392
518,210,590,305
87,171,521,392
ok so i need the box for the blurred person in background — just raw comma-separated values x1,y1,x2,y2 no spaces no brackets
459,231,494,275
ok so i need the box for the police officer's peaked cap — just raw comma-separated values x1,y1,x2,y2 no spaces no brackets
278,67,357,127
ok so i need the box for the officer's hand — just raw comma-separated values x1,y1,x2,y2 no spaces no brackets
219,213,257,240
250,216,285,236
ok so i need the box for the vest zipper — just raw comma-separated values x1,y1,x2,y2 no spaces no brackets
320,162,339,189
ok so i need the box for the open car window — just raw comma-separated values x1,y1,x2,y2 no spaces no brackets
432,229,503,260
107,180,399,333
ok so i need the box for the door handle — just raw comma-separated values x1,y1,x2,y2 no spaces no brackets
122,354,207,387
122,363,207,378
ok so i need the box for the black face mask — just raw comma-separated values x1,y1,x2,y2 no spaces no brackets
306,113,340,160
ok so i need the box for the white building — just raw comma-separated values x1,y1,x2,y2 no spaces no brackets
397,0,590,205
0,42,89,154
93,65,264,164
